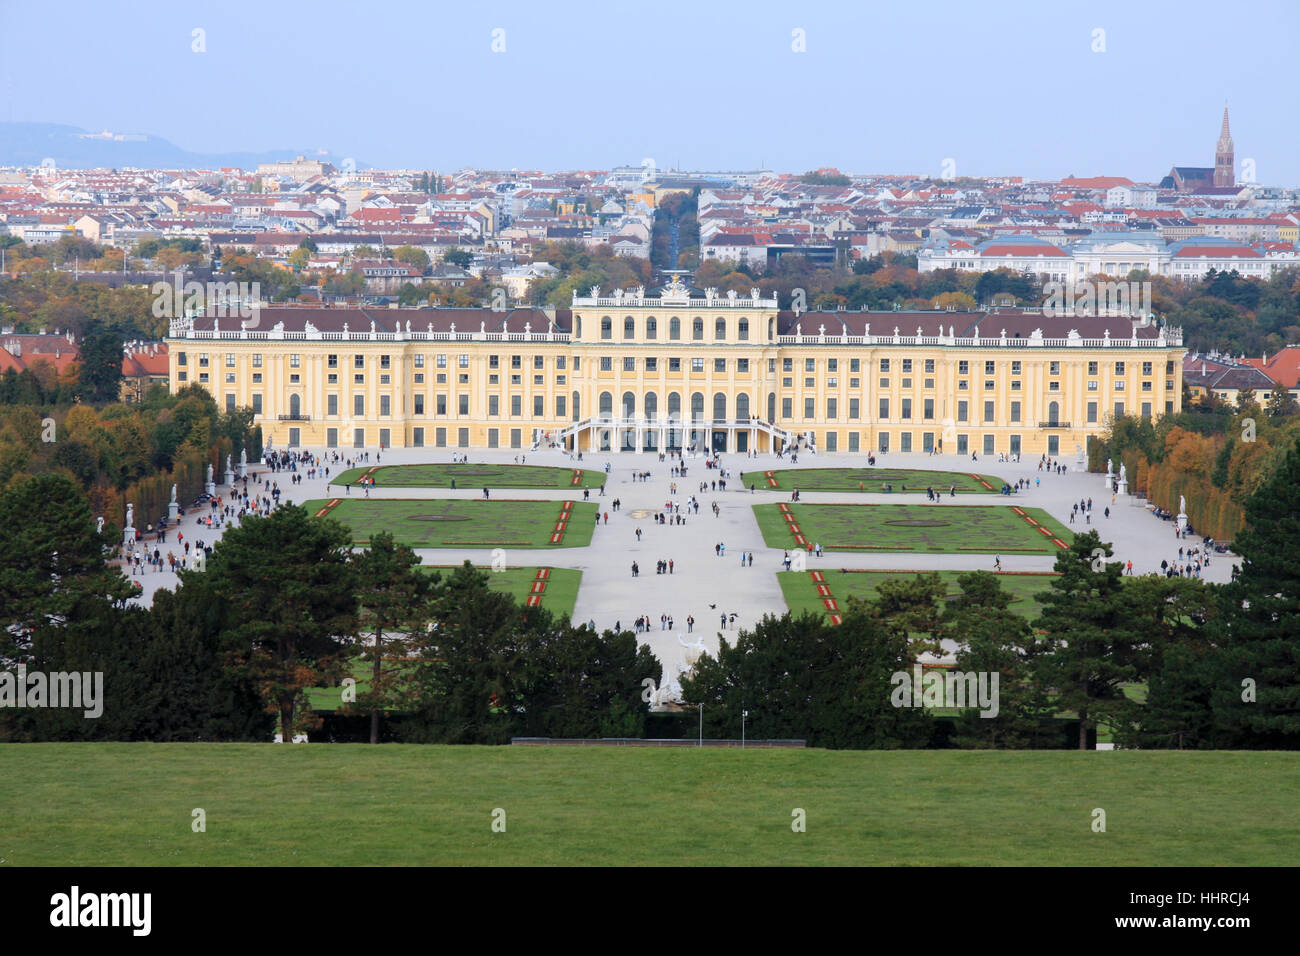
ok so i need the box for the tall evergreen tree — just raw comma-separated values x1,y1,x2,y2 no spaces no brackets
1034,531,1146,749
0,473,132,652
401,563,522,744
351,532,431,744
942,571,1054,748
1206,439,1300,746
200,504,359,742
76,327,124,403
1114,576,1217,749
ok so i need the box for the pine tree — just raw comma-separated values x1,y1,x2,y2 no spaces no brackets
201,504,359,743
401,563,522,744
350,532,431,743
1207,439,1300,746
1114,576,1216,749
1033,531,1145,749
0,473,133,653
943,571,1054,748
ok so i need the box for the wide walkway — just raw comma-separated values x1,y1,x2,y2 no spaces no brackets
121,445,1237,669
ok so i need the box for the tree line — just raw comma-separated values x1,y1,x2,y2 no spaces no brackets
1092,397,1300,542
0,485,659,745
0,383,258,537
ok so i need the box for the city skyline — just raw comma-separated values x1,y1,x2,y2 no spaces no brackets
2,0,1297,183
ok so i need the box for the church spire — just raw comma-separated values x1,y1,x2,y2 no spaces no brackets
1214,102,1235,188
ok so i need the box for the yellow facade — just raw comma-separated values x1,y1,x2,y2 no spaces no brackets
167,289,1185,457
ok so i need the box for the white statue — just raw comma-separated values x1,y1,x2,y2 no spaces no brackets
677,633,707,669
206,464,214,483
1179,494,1186,514
170,484,177,504
1106,458,1113,474
226,454,233,473
1119,463,1127,482
125,504,134,529
96,516,104,534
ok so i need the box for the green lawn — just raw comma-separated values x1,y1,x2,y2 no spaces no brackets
304,497,597,549
754,502,1072,554
779,569,1056,621
334,462,605,489
1,745,1294,865
306,566,583,710
762,467,1005,494
421,565,582,618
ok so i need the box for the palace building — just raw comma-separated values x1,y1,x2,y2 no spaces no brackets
166,276,1186,458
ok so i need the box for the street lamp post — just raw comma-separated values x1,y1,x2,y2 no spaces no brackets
742,709,748,749
698,703,703,748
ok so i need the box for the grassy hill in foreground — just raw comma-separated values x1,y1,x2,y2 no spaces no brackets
1,745,1294,866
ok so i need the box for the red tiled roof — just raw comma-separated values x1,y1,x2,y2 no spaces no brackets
980,243,1068,258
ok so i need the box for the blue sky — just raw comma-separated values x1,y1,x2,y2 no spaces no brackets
2,0,1296,183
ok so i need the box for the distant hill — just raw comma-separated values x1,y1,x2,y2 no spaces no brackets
0,122,358,171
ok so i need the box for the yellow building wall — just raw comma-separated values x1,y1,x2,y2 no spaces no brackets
168,305,1185,456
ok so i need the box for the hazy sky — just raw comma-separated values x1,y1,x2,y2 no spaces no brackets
2,0,1296,183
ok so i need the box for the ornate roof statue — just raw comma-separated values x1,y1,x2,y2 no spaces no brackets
662,275,689,298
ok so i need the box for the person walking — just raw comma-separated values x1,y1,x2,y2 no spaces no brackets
994,555,1002,571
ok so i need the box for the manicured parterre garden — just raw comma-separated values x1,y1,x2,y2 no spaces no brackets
334,462,605,489
304,497,597,549
754,502,1072,554
761,466,1005,494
